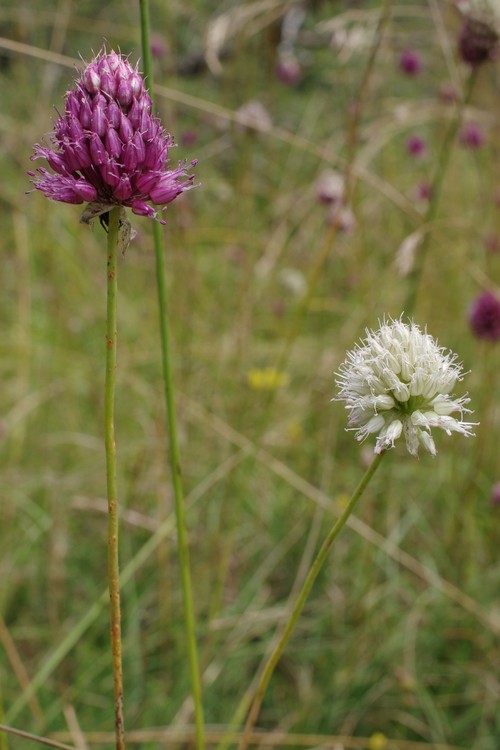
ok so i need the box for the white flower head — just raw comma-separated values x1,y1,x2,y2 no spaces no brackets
334,317,477,457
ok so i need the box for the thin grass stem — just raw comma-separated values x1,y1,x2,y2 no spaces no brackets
105,206,125,750
260,0,392,424
138,3,205,748
0,724,75,750
237,451,386,750
403,70,478,316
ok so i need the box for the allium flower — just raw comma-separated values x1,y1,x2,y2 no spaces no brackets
438,81,458,103
315,170,344,205
398,49,424,76
459,122,485,149
28,49,197,223
327,204,356,233
406,134,427,159
276,55,302,86
483,233,500,253
456,1,500,34
458,17,498,65
414,180,433,202
468,291,500,340
236,100,273,133
491,482,500,505
335,318,476,457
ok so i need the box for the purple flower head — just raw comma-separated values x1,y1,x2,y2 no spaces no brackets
438,81,458,104
150,34,169,59
491,482,500,506
458,18,498,67
459,122,485,149
399,49,423,76
406,134,427,159
315,170,344,205
28,49,197,224
483,233,500,254
276,55,302,87
415,180,433,202
469,291,500,341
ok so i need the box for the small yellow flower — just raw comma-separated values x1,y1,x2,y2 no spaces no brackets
335,492,351,510
369,732,388,750
247,367,290,391
286,421,302,442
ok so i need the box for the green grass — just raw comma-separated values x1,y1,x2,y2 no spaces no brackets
1,1,500,748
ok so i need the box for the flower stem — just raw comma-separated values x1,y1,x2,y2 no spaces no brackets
105,206,125,750
403,70,477,316
237,450,386,750
138,4,205,748
261,0,392,420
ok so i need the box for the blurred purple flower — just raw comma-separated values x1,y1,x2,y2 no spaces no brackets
458,18,498,67
150,33,169,59
483,233,500,253
406,134,427,159
29,49,197,223
491,483,500,506
459,123,485,149
181,130,198,148
399,49,423,76
469,291,500,341
327,204,356,233
315,170,344,205
439,81,458,103
236,100,273,133
415,181,433,202
276,55,302,86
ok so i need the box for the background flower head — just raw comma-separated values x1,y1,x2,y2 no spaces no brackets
459,122,485,149
334,318,476,456
406,134,427,159
398,49,424,76
458,17,499,66
468,291,500,340
28,49,197,223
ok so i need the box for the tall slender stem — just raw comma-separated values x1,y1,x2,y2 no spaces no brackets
237,451,386,750
403,70,477,316
138,3,205,748
105,206,125,750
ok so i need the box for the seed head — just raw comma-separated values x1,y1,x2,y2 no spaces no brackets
28,49,197,223
334,317,476,457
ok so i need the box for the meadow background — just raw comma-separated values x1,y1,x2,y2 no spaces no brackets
1,0,500,748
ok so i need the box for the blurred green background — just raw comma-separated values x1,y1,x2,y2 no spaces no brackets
1,1,500,748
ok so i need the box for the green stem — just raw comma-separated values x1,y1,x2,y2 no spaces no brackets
138,4,205,748
105,207,125,750
0,692,8,750
260,0,392,422
237,451,386,750
403,70,477,317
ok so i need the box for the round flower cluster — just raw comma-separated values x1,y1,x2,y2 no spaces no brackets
29,49,197,222
335,318,476,457
456,0,499,65
469,291,500,340
398,49,424,76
